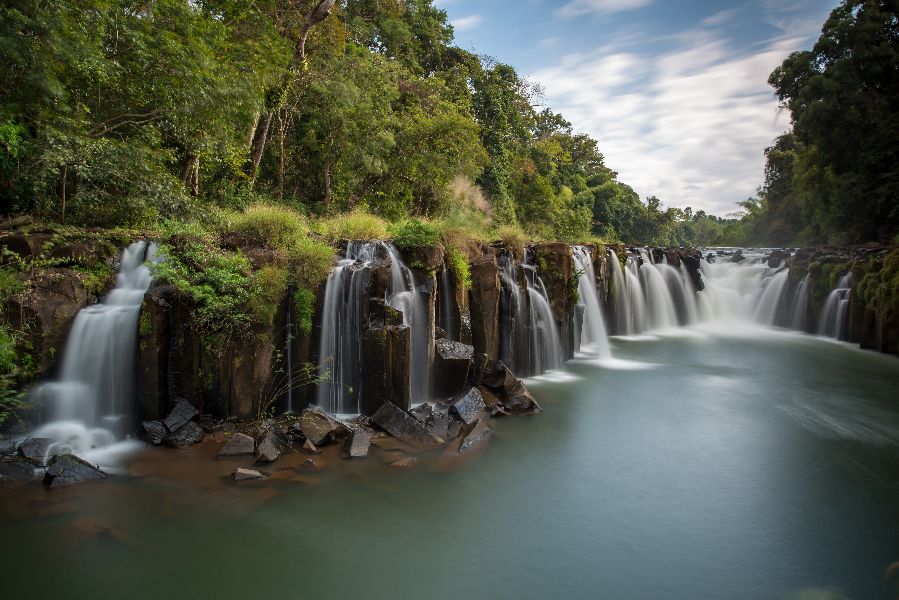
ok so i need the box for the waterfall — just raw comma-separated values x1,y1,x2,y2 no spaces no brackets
317,241,429,415
640,262,679,330
789,274,811,331
316,241,380,415
572,246,611,359
607,249,631,335
30,241,156,458
498,253,524,372
624,258,648,333
438,265,456,341
818,273,852,339
526,271,562,373
753,269,790,326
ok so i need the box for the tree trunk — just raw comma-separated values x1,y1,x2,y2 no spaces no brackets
181,154,199,196
58,163,67,224
247,112,273,183
323,158,332,210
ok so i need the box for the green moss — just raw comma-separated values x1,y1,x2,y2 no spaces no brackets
248,266,289,328
293,287,315,336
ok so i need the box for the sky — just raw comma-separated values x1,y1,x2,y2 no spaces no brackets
434,0,839,217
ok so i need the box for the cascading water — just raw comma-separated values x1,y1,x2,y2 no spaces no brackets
525,269,562,373
317,241,429,415
818,273,852,339
29,241,156,460
572,247,611,359
607,249,631,336
789,274,811,331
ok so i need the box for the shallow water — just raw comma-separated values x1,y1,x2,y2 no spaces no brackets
2,329,899,600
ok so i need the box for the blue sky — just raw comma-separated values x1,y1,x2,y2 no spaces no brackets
435,0,839,216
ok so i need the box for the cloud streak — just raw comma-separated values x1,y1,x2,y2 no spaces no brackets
529,25,806,215
556,0,653,19
451,14,483,31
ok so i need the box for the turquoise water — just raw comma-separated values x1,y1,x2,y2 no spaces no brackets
2,328,898,599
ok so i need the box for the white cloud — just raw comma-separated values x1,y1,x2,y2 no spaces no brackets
451,14,483,32
528,25,812,215
556,0,653,19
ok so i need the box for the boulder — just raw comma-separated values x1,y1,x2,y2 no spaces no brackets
433,338,475,398
0,459,39,482
255,428,283,463
163,398,199,433
458,419,491,454
450,388,486,425
767,249,789,268
344,427,372,458
141,420,168,446
17,438,52,463
43,454,106,488
233,468,266,481
503,381,542,415
446,420,463,440
479,359,516,391
217,433,255,457
167,421,204,448
298,407,345,446
302,439,319,454
426,411,453,440
409,403,433,424
371,402,443,448
729,249,745,263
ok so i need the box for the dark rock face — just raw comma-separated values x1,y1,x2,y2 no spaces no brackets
361,323,411,415
344,427,372,458
255,428,283,463
469,255,501,359
767,249,789,268
534,242,576,359
43,454,106,488
458,419,491,454
476,359,541,415
167,421,204,448
433,338,475,398
403,244,446,271
679,251,705,292
233,468,266,481
450,388,486,425
730,249,745,263
0,459,39,482
163,398,199,433
17,438,52,463
299,407,346,446
479,359,516,390
141,421,168,445
217,433,255,457
371,402,443,448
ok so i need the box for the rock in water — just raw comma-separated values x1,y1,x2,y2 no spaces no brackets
233,468,266,481
409,402,434,424
0,459,39,482
299,407,345,446
17,438,52,463
503,382,542,415
141,420,168,445
479,360,517,391
344,427,372,458
302,439,319,454
255,428,283,463
458,419,491,454
167,421,204,448
217,433,255,457
371,402,443,448
729,249,745,263
163,398,199,433
433,338,475,397
450,388,486,425
43,454,106,488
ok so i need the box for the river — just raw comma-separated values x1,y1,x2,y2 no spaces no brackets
2,326,898,599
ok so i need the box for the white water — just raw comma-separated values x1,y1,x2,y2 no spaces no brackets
29,241,156,463
572,246,611,359
789,274,811,331
818,273,852,339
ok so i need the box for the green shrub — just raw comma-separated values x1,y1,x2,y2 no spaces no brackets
446,248,471,291
0,325,24,427
290,236,335,291
226,202,308,250
293,287,316,335
390,218,440,249
248,266,289,327
314,208,389,242
494,224,527,259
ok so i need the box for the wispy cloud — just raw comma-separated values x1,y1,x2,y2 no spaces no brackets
556,0,653,19
451,14,483,32
530,25,810,215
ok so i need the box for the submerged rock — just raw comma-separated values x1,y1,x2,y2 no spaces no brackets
17,438,52,463
233,468,266,481
344,427,372,458
299,407,346,446
255,428,283,463
217,433,255,457
141,420,168,446
371,402,443,448
450,388,486,425
43,454,106,488
167,421,204,448
163,398,199,433
389,456,417,470
458,419,491,454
